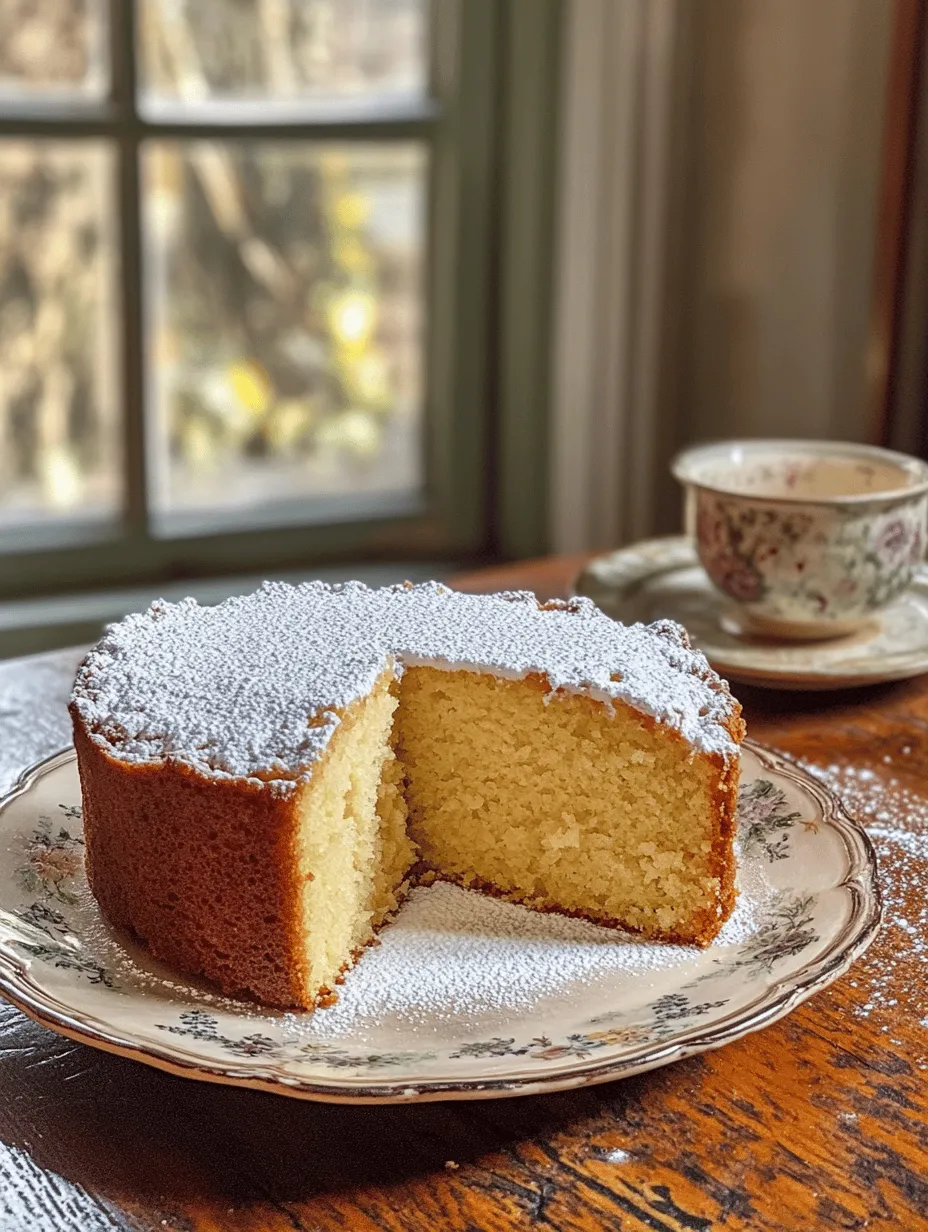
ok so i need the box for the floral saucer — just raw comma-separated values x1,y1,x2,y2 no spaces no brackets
577,536,928,690
0,743,879,1103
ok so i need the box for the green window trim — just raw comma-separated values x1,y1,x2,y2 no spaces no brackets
0,0,562,605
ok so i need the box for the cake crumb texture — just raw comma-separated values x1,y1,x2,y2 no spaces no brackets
396,667,735,941
294,673,416,997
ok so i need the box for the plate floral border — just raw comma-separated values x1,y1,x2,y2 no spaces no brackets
0,742,881,1104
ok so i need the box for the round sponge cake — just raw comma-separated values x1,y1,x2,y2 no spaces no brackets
70,582,744,1008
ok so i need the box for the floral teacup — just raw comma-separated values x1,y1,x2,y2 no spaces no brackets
672,440,928,639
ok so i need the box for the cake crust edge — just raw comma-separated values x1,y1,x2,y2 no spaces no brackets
71,717,309,1007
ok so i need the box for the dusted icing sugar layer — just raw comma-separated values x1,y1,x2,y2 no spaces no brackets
71,581,739,787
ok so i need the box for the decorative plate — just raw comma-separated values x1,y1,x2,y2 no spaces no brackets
576,536,928,690
0,743,879,1104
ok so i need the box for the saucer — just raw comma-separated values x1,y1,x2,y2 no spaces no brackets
576,536,928,690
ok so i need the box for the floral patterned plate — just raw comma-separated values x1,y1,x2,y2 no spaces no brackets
0,742,879,1104
577,536,928,689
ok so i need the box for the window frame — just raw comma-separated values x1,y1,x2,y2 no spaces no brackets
0,0,520,602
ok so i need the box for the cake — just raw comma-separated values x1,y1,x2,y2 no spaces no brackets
69,581,744,1009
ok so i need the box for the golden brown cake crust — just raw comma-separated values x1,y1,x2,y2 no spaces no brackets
71,719,307,1007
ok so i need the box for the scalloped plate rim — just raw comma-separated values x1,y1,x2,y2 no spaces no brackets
0,743,882,1104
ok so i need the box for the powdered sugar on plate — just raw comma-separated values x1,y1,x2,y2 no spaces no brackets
295,868,774,1042
63,837,776,1045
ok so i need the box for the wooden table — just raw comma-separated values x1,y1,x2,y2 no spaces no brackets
2,558,927,1231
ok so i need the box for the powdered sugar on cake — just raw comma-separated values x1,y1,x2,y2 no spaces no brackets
70,581,739,786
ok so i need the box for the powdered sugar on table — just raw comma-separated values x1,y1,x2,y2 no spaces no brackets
801,757,928,1060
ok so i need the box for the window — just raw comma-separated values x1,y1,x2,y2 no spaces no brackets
0,0,537,606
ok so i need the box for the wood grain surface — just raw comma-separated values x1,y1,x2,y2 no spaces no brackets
1,557,927,1231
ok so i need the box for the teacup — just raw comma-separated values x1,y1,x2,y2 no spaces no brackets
671,439,928,640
